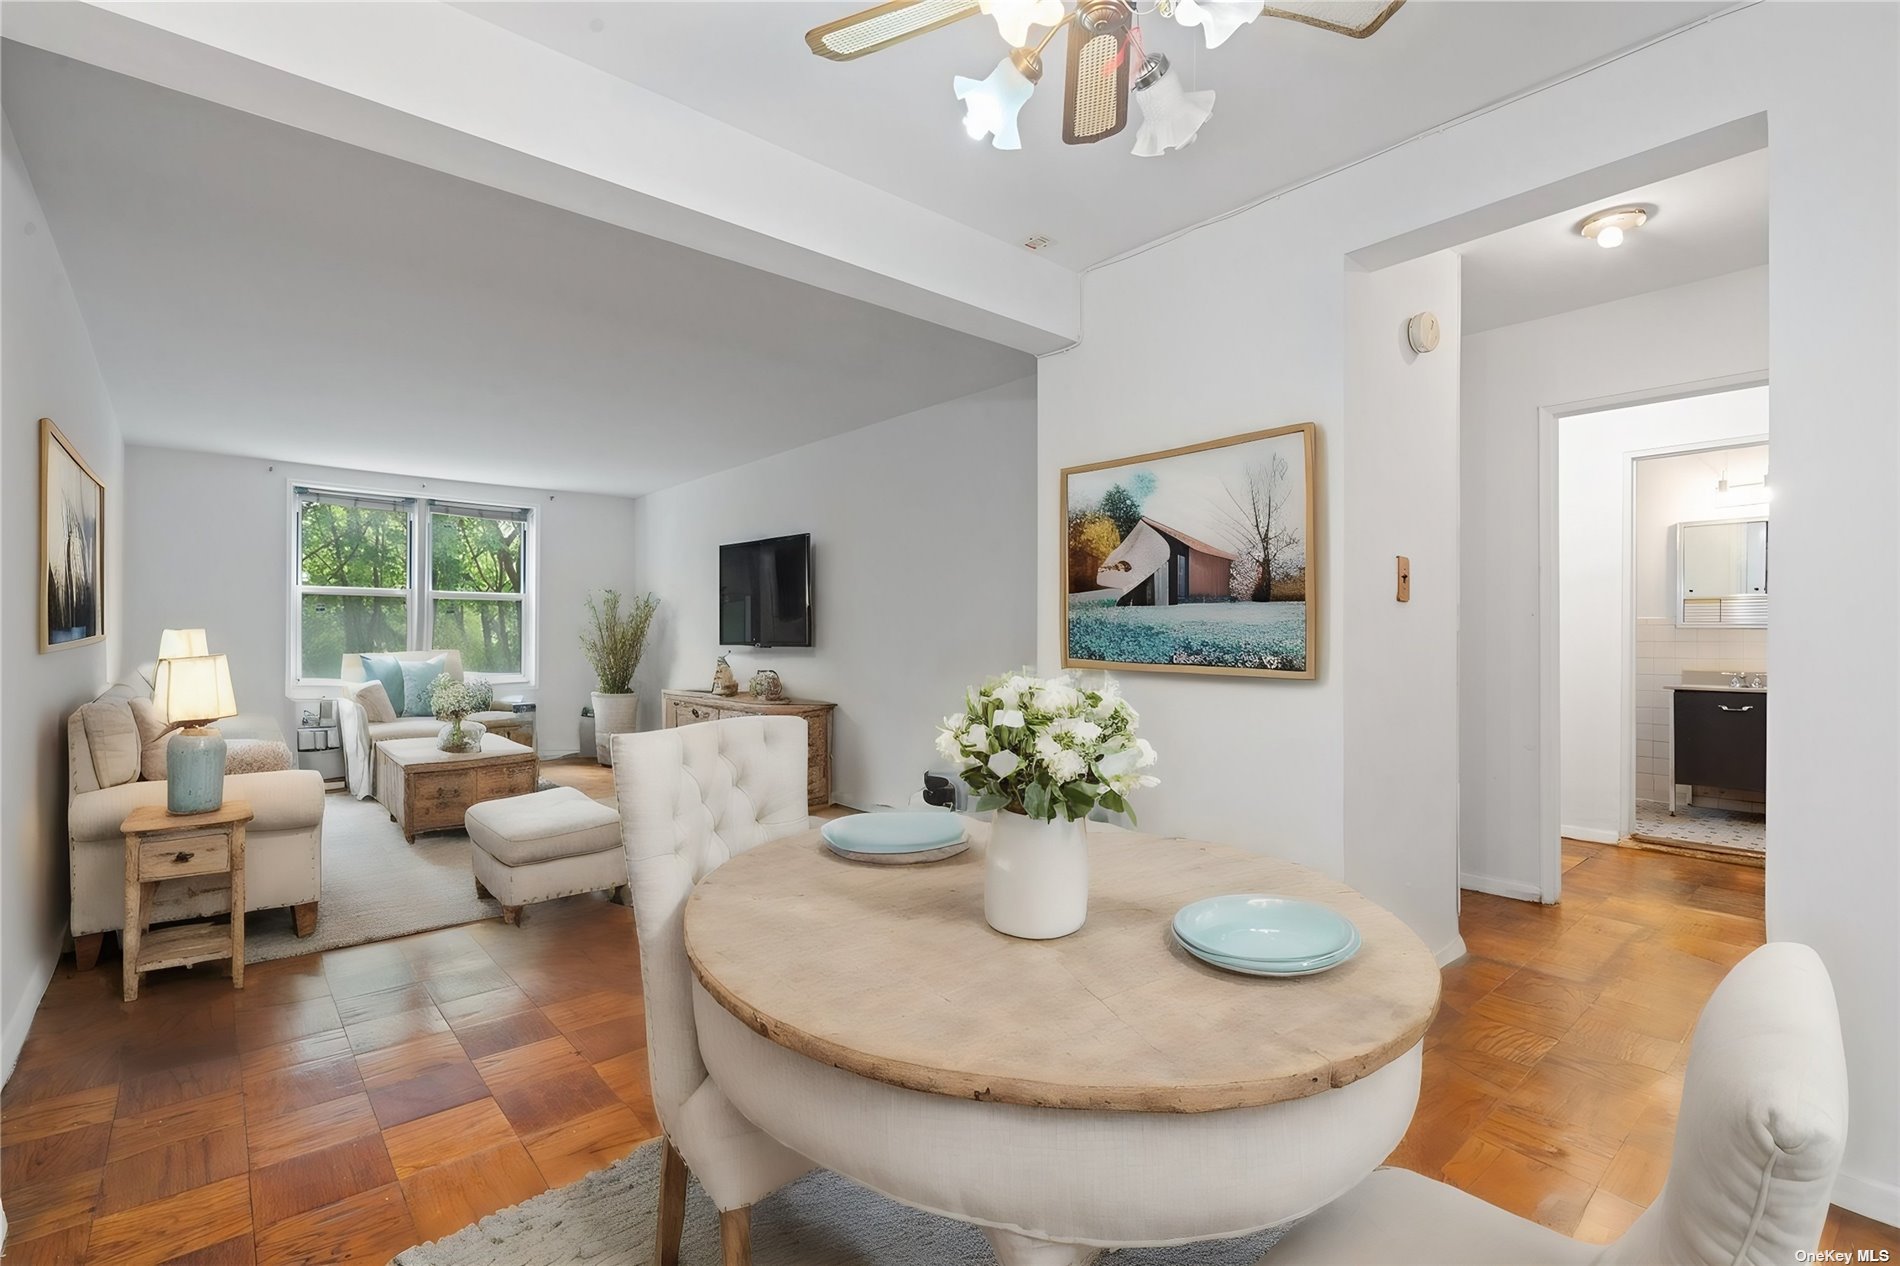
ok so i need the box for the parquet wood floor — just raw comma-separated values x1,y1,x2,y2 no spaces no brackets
3,774,1892,1263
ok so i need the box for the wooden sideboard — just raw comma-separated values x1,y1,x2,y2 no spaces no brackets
661,689,836,809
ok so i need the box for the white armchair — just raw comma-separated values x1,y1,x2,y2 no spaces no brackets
1265,942,1848,1266
613,715,816,1266
334,649,531,797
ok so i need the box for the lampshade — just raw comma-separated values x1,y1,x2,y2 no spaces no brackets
157,628,209,660
1131,56,1215,157
1173,0,1259,48
158,654,238,726
953,53,1038,150
978,0,1062,46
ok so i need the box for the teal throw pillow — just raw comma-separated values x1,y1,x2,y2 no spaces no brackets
400,656,449,718
360,653,408,715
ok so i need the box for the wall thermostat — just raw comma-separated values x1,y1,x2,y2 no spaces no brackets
1407,311,1441,354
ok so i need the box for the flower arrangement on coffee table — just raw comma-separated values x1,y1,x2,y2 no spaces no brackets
431,675,495,753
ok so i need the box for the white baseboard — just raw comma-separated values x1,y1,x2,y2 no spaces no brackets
2,922,66,1086
1831,1168,1900,1226
1434,935,1469,968
1461,871,1547,903
1560,825,1621,846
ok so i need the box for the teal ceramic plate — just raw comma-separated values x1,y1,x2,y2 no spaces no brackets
1172,927,1362,977
1172,895,1356,963
822,812,968,856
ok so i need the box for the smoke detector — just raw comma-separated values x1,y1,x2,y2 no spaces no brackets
1021,234,1055,251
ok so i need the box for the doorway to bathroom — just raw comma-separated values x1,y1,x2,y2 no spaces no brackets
1554,386,1770,866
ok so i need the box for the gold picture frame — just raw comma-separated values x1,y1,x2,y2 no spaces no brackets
1060,422,1318,680
40,417,106,652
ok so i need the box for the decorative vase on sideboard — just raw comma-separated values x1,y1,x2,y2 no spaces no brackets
985,810,1090,940
591,692,638,766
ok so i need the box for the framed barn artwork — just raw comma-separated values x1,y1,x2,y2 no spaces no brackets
40,417,106,652
1061,423,1317,680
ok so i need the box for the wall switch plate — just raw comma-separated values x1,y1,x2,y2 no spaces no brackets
1396,555,1411,602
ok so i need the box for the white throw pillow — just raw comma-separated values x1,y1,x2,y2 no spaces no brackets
80,701,141,788
128,697,171,781
346,679,399,725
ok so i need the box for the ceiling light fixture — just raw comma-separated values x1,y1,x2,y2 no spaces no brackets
811,0,1406,155
1131,54,1214,157
1578,205,1649,249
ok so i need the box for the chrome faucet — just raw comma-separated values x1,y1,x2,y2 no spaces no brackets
1728,671,1747,687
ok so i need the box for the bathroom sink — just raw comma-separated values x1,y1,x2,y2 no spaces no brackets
1674,670,1767,691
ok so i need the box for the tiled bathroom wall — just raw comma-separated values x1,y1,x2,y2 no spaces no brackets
1635,617,1767,808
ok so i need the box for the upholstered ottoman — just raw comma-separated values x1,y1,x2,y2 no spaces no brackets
464,787,625,925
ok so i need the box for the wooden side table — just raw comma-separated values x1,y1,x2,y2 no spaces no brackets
120,800,254,1002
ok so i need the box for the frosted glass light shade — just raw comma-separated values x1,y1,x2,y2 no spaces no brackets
158,654,238,726
1173,0,1259,48
978,0,1062,46
953,55,1036,150
157,628,209,660
1132,60,1215,156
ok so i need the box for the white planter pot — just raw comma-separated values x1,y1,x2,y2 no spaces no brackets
984,810,1089,940
591,691,638,765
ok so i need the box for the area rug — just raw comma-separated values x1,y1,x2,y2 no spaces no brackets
243,794,503,963
392,1138,1286,1266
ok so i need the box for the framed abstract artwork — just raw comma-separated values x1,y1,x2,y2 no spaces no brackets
1061,422,1317,680
40,417,106,652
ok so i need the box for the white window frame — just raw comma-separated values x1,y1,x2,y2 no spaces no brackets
289,483,538,691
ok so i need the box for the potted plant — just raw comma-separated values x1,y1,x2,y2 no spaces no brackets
937,672,1157,939
430,675,494,753
581,590,659,765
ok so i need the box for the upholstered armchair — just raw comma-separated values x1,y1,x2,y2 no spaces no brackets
613,715,816,1266
1265,942,1848,1266
333,649,532,797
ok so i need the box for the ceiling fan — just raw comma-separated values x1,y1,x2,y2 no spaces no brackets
805,0,1405,156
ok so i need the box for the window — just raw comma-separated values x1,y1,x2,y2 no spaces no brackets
293,488,534,684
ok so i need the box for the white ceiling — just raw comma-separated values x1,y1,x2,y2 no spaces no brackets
0,41,1033,498
1459,148,1768,333
460,0,1728,269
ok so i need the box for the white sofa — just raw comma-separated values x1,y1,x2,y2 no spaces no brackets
336,649,533,798
68,667,325,969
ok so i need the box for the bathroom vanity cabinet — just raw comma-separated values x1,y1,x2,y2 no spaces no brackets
1670,687,1767,811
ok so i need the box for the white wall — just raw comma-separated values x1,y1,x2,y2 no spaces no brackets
1343,252,1465,963
119,447,640,756
1041,3,1897,1216
632,379,1037,810
1555,392,1768,842
1462,269,1767,885
2,118,124,1078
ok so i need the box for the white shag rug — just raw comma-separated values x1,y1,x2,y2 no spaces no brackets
392,1139,1287,1266
243,793,505,962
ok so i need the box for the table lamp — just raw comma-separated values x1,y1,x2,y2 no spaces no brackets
157,653,238,814
152,629,208,720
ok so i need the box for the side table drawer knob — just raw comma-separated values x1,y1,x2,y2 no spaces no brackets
174,850,194,864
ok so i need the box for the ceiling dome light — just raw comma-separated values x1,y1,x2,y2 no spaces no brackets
954,50,1042,150
1131,55,1215,157
1173,0,1260,48
1578,205,1649,249
979,0,1064,46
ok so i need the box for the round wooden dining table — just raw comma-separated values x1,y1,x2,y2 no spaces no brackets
684,818,1441,1265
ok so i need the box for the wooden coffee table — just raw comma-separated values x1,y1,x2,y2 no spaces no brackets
375,735,537,842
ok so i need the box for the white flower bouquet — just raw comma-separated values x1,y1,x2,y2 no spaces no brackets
430,675,494,722
936,672,1158,823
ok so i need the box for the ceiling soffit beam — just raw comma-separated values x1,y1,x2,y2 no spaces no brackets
2,0,1079,355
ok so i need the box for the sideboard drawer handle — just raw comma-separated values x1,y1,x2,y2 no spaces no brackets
173,850,194,864
1717,704,1755,712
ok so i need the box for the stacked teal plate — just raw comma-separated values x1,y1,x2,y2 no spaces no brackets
1171,895,1361,977
821,812,969,865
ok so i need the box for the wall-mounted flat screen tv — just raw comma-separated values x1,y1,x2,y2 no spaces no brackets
719,533,812,648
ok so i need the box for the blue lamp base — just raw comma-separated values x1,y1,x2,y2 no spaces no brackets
167,726,227,814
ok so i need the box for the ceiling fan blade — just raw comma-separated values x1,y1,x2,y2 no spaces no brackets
1061,18,1132,144
806,0,982,62
1258,0,1406,39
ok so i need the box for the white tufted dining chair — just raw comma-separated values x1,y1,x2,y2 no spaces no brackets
613,715,817,1266
1263,942,1848,1266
